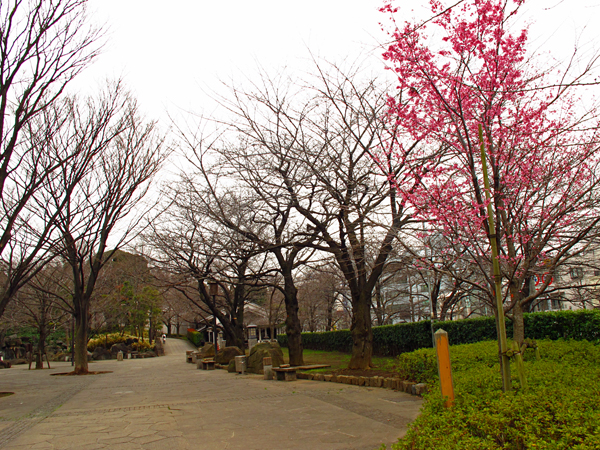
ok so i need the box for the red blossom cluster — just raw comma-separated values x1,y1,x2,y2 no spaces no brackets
380,0,600,278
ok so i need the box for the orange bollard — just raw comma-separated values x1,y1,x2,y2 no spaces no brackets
434,329,455,407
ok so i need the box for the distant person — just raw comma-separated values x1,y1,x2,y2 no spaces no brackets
162,334,166,344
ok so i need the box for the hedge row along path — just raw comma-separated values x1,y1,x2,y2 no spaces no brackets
0,338,422,449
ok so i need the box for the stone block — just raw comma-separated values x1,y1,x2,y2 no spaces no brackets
263,365,273,380
403,381,416,393
215,347,244,365
413,383,428,396
324,375,333,382
274,369,297,381
247,342,284,374
358,376,366,386
337,375,346,383
314,373,324,381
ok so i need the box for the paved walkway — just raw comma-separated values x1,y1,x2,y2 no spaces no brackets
0,339,422,450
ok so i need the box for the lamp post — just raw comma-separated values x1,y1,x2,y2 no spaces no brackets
208,281,219,351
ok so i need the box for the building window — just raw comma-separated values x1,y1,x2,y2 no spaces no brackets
570,267,584,280
551,298,561,310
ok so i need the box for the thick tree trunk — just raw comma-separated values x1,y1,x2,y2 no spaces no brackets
74,299,90,374
223,321,245,349
283,278,304,366
349,292,373,369
36,325,46,369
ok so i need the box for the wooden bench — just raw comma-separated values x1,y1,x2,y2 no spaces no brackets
273,367,297,381
186,350,194,363
200,358,215,370
271,364,331,381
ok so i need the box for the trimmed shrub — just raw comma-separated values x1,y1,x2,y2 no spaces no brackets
282,329,353,353
524,309,600,341
279,310,600,356
373,321,433,355
187,330,203,347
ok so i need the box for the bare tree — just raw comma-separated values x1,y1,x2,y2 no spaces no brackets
0,0,102,317
213,61,429,369
43,84,167,374
173,131,320,365
6,262,69,368
297,265,344,332
147,187,271,350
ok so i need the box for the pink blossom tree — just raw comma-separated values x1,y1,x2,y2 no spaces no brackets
381,0,600,349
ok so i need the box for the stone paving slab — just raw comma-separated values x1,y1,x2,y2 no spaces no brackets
0,338,422,449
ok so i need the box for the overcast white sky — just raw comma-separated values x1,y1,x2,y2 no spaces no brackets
71,0,600,124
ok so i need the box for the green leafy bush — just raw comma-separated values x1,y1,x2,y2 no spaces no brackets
131,340,152,352
187,330,204,347
394,348,438,383
390,339,600,449
524,309,600,341
87,333,140,351
278,329,353,352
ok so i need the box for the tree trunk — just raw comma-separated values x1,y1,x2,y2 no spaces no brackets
74,299,90,374
223,320,245,349
326,298,334,331
283,279,304,366
349,292,373,369
275,251,304,366
512,300,525,345
36,325,47,370
374,283,384,326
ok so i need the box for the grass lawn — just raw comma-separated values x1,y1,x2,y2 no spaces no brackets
281,347,398,374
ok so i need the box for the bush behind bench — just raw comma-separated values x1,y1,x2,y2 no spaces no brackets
277,309,600,356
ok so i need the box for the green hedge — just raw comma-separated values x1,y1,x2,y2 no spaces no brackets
278,309,600,356
187,330,204,347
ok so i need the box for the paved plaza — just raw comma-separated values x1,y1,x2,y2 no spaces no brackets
0,339,422,450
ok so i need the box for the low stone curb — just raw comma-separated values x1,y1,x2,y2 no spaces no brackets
296,372,427,396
